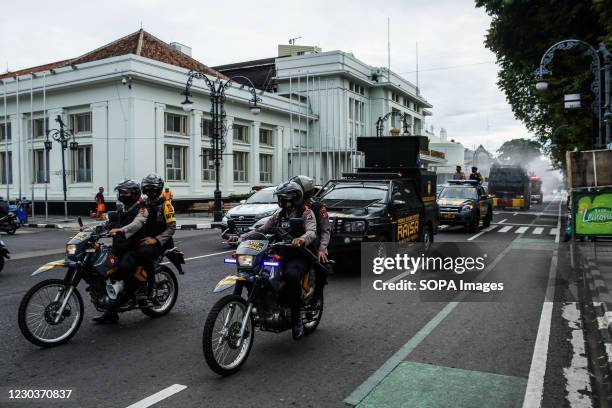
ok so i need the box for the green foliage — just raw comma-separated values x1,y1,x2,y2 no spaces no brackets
497,138,542,164
475,0,611,170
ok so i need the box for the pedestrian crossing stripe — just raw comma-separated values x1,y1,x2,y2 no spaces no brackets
515,226,528,234
499,226,512,233
532,227,544,235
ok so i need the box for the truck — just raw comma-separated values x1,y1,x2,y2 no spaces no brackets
488,164,531,210
529,175,543,204
317,136,438,261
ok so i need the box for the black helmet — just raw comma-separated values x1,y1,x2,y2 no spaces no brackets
114,179,141,207
274,180,303,209
471,166,478,172
456,166,462,171
141,173,164,200
290,175,315,200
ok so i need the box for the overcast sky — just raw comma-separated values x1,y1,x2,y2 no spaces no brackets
0,0,530,152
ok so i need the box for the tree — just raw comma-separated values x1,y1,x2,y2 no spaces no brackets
475,0,612,170
496,138,542,164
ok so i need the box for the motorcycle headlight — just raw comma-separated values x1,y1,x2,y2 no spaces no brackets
237,255,253,267
66,244,77,256
344,220,366,233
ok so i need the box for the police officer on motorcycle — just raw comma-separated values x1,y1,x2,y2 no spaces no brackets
95,179,147,323
231,180,317,340
138,173,177,299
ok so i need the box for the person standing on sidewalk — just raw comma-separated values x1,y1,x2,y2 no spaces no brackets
95,187,106,219
161,186,173,202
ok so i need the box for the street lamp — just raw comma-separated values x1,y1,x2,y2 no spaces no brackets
45,115,78,220
535,39,611,148
180,71,262,223
376,110,412,137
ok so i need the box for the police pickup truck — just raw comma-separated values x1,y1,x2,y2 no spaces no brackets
317,136,438,260
438,180,493,232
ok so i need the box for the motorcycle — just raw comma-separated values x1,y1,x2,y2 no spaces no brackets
0,213,19,235
18,217,185,347
0,240,10,272
203,220,329,376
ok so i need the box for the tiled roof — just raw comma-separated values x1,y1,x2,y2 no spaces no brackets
0,29,225,80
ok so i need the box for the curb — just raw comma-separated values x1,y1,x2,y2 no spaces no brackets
176,223,210,230
26,223,64,229
584,256,612,374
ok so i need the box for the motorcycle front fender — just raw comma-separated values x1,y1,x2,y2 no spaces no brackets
32,259,78,276
214,275,248,293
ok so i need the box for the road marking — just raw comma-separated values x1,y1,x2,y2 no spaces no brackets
561,303,593,407
126,384,187,408
521,197,563,408
184,250,233,262
345,244,513,406
515,226,528,234
499,226,512,233
493,222,554,227
532,227,544,235
467,225,497,241
513,212,518,216
549,228,558,236
499,218,508,224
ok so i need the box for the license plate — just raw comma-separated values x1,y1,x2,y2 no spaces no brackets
441,213,456,219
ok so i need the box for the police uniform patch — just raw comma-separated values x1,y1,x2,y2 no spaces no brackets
164,201,176,223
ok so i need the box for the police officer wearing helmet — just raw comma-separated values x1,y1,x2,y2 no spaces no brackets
290,175,331,264
233,180,317,340
95,179,147,323
138,173,177,298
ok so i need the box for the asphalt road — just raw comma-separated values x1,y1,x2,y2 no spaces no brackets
0,196,582,408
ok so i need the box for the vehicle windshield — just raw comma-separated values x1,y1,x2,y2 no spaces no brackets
246,189,275,204
439,187,477,200
321,184,388,202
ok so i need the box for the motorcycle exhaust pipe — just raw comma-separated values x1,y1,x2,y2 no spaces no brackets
106,279,124,300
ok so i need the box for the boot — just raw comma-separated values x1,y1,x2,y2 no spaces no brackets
92,312,119,324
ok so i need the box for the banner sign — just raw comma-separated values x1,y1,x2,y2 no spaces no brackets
573,190,612,236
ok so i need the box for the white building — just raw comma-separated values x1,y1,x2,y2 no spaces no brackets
214,45,444,184
0,33,441,211
0,30,309,211
428,129,465,183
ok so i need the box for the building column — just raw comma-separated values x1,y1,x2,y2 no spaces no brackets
90,102,109,196
10,113,26,200
222,116,234,196
274,126,284,183
250,121,260,186
154,103,166,177
190,109,203,194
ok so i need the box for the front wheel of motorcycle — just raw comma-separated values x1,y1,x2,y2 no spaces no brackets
18,279,84,347
203,295,254,376
304,290,324,335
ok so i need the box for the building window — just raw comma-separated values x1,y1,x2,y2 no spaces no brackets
348,97,365,140
201,119,213,138
233,151,248,182
32,118,48,139
165,145,187,181
70,112,92,134
201,148,214,181
0,151,12,184
32,149,48,184
233,124,249,143
259,128,273,146
0,123,11,141
165,113,188,135
293,129,307,148
349,81,364,95
391,92,400,103
71,145,92,183
259,154,272,183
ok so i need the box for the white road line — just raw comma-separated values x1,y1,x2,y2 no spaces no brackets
499,226,512,233
513,212,519,216
467,225,497,241
185,250,233,261
499,218,508,224
515,226,528,234
549,228,558,236
493,222,554,227
521,196,563,408
126,384,187,408
532,227,544,235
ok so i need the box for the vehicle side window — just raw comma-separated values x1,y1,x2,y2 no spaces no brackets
392,184,406,205
394,181,420,208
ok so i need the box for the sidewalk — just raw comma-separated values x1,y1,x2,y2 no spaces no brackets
24,213,214,230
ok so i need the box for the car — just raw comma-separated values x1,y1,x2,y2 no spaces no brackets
437,180,493,232
220,187,278,242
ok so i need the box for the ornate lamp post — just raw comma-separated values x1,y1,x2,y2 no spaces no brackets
180,71,261,222
45,115,78,220
376,110,412,137
535,39,612,149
